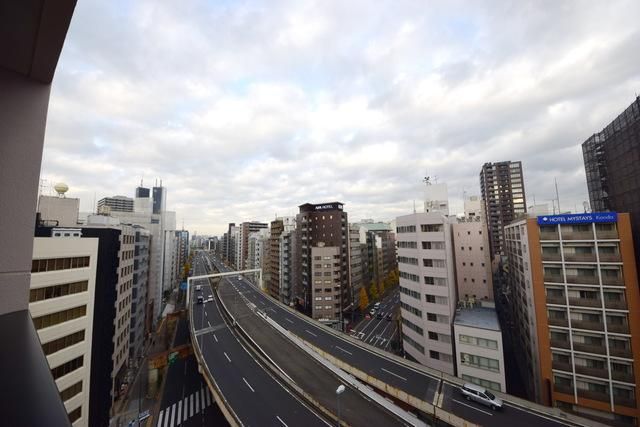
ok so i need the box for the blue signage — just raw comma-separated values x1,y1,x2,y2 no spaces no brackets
537,212,617,225
180,281,188,290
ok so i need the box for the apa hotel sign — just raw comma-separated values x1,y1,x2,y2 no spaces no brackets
537,212,617,225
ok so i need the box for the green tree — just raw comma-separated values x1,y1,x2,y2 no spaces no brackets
369,282,379,301
359,287,369,312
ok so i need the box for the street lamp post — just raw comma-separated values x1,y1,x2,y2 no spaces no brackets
335,384,345,426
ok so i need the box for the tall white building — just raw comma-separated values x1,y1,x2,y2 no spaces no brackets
30,230,98,426
396,211,457,373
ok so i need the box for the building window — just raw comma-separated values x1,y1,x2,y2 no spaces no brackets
31,256,90,273
68,407,82,423
401,301,422,317
29,281,89,302
460,353,500,372
429,350,440,360
42,330,86,356
402,318,424,335
428,331,439,341
60,381,83,402
459,334,498,349
402,333,424,354
32,306,87,330
51,356,84,380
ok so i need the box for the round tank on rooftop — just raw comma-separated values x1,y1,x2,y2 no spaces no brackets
54,182,69,197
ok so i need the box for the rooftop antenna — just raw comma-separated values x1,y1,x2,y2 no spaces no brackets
554,178,561,213
413,200,416,213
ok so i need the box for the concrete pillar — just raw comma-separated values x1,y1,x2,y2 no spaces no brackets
0,68,52,316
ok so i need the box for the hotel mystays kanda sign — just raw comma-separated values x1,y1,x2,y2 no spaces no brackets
537,212,617,225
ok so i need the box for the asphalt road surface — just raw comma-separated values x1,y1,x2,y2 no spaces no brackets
351,287,400,352
206,253,568,427
190,253,331,427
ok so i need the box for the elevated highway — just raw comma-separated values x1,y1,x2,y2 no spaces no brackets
190,251,602,427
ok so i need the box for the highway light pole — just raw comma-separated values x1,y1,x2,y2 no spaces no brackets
335,384,345,426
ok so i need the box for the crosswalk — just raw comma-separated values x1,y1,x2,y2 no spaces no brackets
156,386,214,427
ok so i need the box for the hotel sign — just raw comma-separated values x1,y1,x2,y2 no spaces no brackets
537,212,617,225
314,203,343,211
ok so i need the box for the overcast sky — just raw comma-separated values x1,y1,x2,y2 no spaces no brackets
42,0,640,235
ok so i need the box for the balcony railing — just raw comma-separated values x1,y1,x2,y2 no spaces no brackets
568,297,601,308
550,339,570,349
575,365,609,379
540,230,560,240
571,320,604,331
607,322,630,334
553,383,574,395
577,388,611,403
548,317,569,327
546,295,566,305
596,230,618,240
614,395,637,408
542,252,562,261
562,231,594,240
611,370,635,383
544,273,565,283
552,360,573,372
566,274,599,285
572,342,607,355
563,253,597,262
604,299,627,310
601,276,624,286
609,346,633,359
598,253,621,262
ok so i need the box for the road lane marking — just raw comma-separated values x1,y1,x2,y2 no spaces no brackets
276,416,289,426
224,350,232,362
195,389,200,414
164,404,172,427
183,396,189,422
243,377,255,392
213,334,218,342
381,367,407,381
285,318,294,324
190,394,194,416
335,345,353,355
156,410,163,427
206,388,212,406
176,401,181,425
451,398,493,416
201,387,206,409
305,329,318,337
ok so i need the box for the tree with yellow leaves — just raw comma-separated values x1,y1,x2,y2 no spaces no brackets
359,287,369,312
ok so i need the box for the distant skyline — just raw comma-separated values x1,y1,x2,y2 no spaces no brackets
41,0,640,235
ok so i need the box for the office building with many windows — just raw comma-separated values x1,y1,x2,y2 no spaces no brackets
30,231,98,426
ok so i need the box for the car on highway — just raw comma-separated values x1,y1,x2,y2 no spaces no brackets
385,313,392,321
460,383,503,410
369,309,376,316
376,312,384,319
197,295,204,304
237,275,242,280
195,285,202,291
374,302,381,309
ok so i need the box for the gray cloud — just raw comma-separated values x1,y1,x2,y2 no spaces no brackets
41,0,640,234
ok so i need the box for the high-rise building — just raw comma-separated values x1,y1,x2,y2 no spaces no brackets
97,196,134,214
240,222,268,269
131,226,150,362
175,230,190,272
396,211,457,373
583,96,640,273
295,202,350,325
480,161,527,259
348,223,365,310
453,196,494,302
505,212,640,425
267,219,285,299
30,230,99,427
280,221,297,306
357,221,398,292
